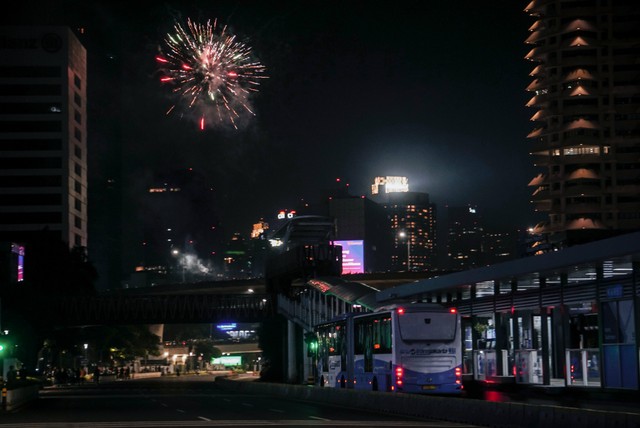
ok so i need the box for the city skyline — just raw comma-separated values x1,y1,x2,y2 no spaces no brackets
2,1,542,244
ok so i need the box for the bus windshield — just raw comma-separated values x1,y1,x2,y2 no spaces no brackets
397,312,457,341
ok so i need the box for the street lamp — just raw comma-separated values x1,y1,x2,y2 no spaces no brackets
398,231,411,271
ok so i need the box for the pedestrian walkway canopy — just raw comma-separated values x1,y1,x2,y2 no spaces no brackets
307,277,381,310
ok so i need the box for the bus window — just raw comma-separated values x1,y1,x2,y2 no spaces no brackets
328,324,340,355
355,318,374,372
398,312,457,341
319,326,330,369
373,316,392,354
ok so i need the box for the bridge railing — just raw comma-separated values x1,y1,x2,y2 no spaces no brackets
29,294,275,325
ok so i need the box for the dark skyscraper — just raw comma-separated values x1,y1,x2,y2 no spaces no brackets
0,27,87,248
446,205,483,270
525,1,640,248
329,195,392,273
0,27,87,285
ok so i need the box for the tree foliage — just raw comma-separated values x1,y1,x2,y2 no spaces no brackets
192,338,222,362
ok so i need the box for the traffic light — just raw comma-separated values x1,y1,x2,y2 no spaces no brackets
0,331,10,355
304,332,318,357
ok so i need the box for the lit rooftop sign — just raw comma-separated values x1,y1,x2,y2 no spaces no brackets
277,210,296,220
371,176,409,195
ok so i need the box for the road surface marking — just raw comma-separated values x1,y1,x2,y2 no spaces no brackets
309,416,331,421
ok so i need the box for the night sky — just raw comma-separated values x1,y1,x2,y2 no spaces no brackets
3,1,544,238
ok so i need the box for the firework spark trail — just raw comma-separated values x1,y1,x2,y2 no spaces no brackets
156,18,267,130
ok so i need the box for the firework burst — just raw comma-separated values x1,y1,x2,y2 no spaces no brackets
156,18,267,130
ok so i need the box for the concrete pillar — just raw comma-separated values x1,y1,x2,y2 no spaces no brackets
287,320,297,383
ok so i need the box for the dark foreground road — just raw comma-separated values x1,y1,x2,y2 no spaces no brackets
0,374,480,427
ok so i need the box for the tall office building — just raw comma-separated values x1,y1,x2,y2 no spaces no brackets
370,176,437,272
525,1,640,247
329,195,392,273
0,27,87,249
290,179,391,273
446,205,483,270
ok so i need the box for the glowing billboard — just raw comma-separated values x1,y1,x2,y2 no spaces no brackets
11,243,24,283
212,356,242,366
216,323,237,331
334,240,364,274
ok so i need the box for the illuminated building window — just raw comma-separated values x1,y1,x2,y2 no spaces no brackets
564,146,600,155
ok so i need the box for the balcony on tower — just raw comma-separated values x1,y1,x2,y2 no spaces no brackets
529,64,545,78
525,46,546,62
531,185,551,201
526,93,549,107
524,0,547,17
563,68,596,83
562,19,597,34
563,182,601,198
565,217,606,230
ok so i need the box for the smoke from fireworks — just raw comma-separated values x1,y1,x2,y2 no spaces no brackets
156,18,267,130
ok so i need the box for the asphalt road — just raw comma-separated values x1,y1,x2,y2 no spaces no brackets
0,375,480,428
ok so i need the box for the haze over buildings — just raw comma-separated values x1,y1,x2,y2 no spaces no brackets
1,2,638,289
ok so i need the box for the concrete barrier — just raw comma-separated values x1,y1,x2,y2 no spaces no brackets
215,378,640,428
3,384,40,411
131,372,162,379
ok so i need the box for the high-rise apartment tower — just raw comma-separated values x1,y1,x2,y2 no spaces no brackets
525,1,640,247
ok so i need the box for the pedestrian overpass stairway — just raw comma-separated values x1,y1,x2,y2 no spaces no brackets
276,277,380,332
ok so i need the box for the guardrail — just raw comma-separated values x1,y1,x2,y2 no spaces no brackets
215,377,640,428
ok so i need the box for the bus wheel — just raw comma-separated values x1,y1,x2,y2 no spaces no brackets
372,377,379,391
340,376,346,388
320,376,324,387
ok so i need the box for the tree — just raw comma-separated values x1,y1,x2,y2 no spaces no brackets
92,325,161,364
192,338,222,364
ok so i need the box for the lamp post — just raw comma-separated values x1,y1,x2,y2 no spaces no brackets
398,231,411,271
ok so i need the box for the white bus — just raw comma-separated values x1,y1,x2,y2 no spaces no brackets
315,303,463,394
